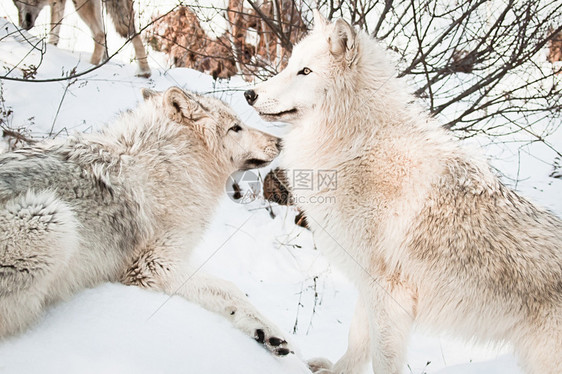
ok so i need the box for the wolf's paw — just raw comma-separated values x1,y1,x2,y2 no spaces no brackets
227,304,294,356
307,357,333,373
254,328,292,356
135,66,152,78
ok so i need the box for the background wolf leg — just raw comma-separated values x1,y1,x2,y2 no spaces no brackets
48,0,65,45
105,0,151,76
74,0,107,65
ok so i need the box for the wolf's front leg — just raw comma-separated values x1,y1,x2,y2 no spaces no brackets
174,272,293,356
367,281,416,374
308,298,371,374
121,243,293,356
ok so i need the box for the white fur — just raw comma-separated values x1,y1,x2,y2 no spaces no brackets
0,87,291,356
248,11,562,374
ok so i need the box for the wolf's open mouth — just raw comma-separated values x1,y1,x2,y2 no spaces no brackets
259,108,298,117
242,158,271,170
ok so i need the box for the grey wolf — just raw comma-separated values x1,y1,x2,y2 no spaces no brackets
245,10,562,374
12,0,151,77
0,86,291,356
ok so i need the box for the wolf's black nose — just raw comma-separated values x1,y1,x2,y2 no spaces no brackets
244,90,258,106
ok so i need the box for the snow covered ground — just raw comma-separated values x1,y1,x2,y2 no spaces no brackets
0,13,561,374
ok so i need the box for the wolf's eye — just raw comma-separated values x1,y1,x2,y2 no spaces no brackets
229,124,242,133
297,67,312,75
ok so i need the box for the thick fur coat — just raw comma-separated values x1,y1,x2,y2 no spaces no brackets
246,11,562,374
0,87,291,356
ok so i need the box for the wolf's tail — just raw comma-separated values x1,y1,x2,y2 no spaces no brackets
0,190,78,336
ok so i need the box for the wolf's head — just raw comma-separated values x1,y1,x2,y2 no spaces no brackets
144,87,281,173
245,10,359,124
12,0,49,30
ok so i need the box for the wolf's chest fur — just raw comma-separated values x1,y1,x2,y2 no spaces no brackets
279,126,443,283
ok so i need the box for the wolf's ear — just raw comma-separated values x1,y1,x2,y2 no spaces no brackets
312,9,327,31
141,88,158,101
163,87,206,124
328,19,357,66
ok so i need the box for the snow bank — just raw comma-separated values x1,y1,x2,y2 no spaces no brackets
0,284,309,374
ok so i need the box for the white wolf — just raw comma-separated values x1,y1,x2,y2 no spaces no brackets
0,86,292,356
12,0,151,77
245,11,562,374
